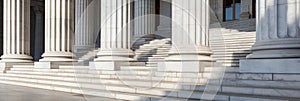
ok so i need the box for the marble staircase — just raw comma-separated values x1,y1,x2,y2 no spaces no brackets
0,65,300,101
76,49,99,65
134,38,171,67
209,19,256,68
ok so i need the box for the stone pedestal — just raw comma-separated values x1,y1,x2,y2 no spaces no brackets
240,0,300,73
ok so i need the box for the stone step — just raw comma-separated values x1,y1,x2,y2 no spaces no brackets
212,57,246,60
7,69,206,79
210,35,255,40
211,79,300,90
120,66,157,71
0,73,208,86
210,37,255,41
13,65,35,68
0,79,202,101
211,54,248,57
210,42,255,47
220,86,300,98
214,32,256,35
204,67,239,73
212,50,251,54
210,42,254,46
210,47,252,50
0,74,295,100
211,49,252,52
216,60,240,63
210,40,255,44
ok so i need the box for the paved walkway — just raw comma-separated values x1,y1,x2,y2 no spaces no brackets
0,83,121,101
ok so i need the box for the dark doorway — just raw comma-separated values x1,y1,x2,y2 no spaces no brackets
0,0,3,56
30,1,45,61
252,0,256,18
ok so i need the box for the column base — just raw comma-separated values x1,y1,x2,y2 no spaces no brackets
0,54,33,62
89,61,145,70
158,61,213,72
0,62,33,73
240,58,300,73
34,61,79,69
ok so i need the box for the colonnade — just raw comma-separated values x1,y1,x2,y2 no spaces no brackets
1,0,300,73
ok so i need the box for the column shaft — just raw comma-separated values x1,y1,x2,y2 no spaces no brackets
75,0,95,52
134,0,156,37
95,0,134,61
40,0,75,62
159,0,213,72
1,0,32,62
167,0,212,61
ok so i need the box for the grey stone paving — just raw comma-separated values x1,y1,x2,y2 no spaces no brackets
0,83,121,101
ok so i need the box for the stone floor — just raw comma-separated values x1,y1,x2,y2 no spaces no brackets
0,83,121,101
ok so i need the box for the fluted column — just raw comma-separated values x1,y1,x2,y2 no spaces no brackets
74,0,95,52
90,0,137,70
247,0,300,59
134,0,156,38
1,0,32,62
240,0,300,73
40,0,75,62
159,0,213,72
95,0,134,61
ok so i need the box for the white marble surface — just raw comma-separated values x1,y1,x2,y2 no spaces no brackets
240,58,300,73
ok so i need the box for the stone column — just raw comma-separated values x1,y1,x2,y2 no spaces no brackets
74,0,95,53
91,0,141,70
240,0,300,73
159,0,214,72
36,0,76,68
1,0,33,73
133,0,156,39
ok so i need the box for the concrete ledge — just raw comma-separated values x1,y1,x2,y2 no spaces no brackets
89,62,145,70
240,58,300,73
158,61,212,72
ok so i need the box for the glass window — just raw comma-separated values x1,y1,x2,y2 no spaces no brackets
225,0,233,21
235,0,241,20
224,0,241,21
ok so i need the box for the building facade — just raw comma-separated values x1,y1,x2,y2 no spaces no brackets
0,0,300,100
